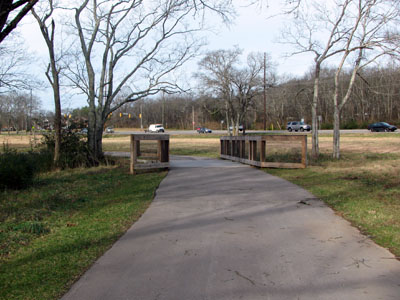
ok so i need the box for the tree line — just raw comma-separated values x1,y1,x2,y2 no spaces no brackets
2,61,399,132
96,63,400,131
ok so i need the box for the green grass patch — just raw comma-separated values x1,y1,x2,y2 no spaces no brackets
0,166,166,300
170,147,219,158
170,134,222,139
265,153,400,257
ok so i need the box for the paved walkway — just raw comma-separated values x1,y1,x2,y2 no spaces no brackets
62,156,400,300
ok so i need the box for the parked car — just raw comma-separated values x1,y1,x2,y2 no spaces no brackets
367,122,397,132
105,127,114,133
286,121,311,132
148,124,165,133
197,127,212,133
79,128,88,134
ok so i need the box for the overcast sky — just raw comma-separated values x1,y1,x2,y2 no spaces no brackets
18,1,314,111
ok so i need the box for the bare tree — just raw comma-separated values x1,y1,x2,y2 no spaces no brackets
0,0,39,43
197,49,269,135
0,37,40,93
63,0,232,161
331,0,399,158
0,92,40,133
281,0,363,158
32,0,64,166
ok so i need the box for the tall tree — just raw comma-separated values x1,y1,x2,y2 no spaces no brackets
197,49,269,135
331,0,399,159
66,0,232,161
32,0,64,166
281,0,357,158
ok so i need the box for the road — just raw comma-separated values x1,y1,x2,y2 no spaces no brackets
114,129,398,135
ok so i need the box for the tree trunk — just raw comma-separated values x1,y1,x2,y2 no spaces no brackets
87,108,106,164
311,63,320,159
53,86,61,165
333,106,340,159
32,10,62,168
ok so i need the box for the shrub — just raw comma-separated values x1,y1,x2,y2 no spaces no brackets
321,123,333,130
0,147,51,190
341,119,359,129
41,131,92,169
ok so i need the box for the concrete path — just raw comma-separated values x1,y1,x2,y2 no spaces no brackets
62,156,400,300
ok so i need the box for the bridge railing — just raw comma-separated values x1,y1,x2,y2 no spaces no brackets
220,135,307,169
130,134,169,174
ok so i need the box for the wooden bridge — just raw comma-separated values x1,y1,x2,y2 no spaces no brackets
129,134,169,174
220,135,307,169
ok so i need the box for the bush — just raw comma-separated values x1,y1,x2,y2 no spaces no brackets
341,119,359,129
41,131,92,169
321,123,333,130
0,147,52,190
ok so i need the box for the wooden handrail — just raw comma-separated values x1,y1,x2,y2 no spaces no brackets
130,134,170,174
220,135,307,169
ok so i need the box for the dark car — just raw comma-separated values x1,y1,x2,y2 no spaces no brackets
367,122,397,132
197,127,212,133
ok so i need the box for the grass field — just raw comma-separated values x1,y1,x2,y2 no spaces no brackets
0,166,166,300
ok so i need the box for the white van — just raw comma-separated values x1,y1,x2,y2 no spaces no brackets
148,124,165,133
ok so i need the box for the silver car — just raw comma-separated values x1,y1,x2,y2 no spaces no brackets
287,121,311,132
105,127,114,133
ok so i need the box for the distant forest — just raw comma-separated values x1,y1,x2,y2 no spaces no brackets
106,65,400,130
2,65,399,131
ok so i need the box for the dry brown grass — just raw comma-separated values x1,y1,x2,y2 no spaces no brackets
102,133,400,156
3,132,399,156
318,134,400,154
0,133,42,150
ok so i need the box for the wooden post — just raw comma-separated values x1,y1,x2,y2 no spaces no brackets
248,140,253,160
136,140,141,157
157,140,162,161
240,140,245,158
252,141,257,161
301,135,307,167
259,140,266,163
248,140,252,160
160,140,169,162
130,135,138,174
